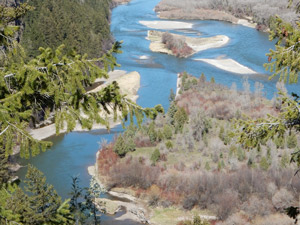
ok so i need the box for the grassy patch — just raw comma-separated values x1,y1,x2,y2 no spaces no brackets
128,147,156,159
150,207,213,225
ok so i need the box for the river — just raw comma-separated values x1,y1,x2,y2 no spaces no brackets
17,0,300,224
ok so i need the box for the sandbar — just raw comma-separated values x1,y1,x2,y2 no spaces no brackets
195,58,257,74
139,20,193,30
148,30,229,57
29,70,140,140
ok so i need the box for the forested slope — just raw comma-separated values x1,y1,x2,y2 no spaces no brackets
21,0,112,57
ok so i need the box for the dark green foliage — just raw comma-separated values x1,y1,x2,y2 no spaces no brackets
167,102,178,125
69,176,86,224
0,148,10,188
274,136,285,149
69,176,102,225
151,148,160,165
165,140,173,149
163,124,173,139
113,135,135,157
148,122,158,143
287,133,298,149
210,77,215,83
205,161,210,171
174,107,188,133
22,0,112,58
237,146,246,161
281,151,290,168
169,88,175,102
260,156,270,171
0,165,73,224
199,73,206,83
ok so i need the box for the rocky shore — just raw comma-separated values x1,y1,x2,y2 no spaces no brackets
88,165,150,224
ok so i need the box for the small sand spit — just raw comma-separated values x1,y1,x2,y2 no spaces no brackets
196,58,257,74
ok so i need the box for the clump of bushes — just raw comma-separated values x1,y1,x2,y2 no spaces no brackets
162,32,193,57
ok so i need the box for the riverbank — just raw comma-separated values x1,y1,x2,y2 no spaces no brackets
154,1,258,30
147,30,229,58
88,165,149,224
29,70,141,140
195,58,257,74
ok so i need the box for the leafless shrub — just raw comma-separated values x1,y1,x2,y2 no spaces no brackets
213,189,239,220
108,159,159,189
217,212,250,225
272,188,294,211
241,195,273,218
253,213,294,225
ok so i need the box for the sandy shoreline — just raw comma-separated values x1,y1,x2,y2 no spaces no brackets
29,70,140,140
196,58,257,74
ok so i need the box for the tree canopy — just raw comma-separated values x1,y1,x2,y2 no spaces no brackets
21,0,112,58
0,3,163,177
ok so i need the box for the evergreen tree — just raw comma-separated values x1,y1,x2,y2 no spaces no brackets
0,3,163,223
151,148,160,165
21,0,112,58
1,165,73,224
174,107,188,133
0,148,10,187
169,88,175,102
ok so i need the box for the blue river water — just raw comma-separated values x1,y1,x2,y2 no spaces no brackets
16,0,300,223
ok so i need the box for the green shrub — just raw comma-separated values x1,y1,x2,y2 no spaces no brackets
148,122,157,143
113,135,135,157
151,149,160,165
237,147,245,161
287,133,297,149
165,140,173,149
174,107,188,133
205,161,210,171
281,152,290,168
274,136,284,149
163,124,173,139
260,156,270,171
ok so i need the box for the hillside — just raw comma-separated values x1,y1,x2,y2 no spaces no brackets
94,73,299,224
21,0,112,57
155,0,298,31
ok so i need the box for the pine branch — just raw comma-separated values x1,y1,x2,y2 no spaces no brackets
0,125,9,136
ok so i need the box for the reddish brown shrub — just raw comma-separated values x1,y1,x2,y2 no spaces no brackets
108,159,160,189
97,146,119,175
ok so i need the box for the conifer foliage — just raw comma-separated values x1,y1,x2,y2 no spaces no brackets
0,165,73,224
0,3,162,161
235,1,300,150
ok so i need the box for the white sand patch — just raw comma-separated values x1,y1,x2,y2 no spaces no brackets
139,55,149,60
139,20,193,30
196,58,257,74
237,19,257,29
188,35,229,52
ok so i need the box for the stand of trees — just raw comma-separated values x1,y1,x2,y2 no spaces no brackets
0,2,163,224
21,0,112,58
